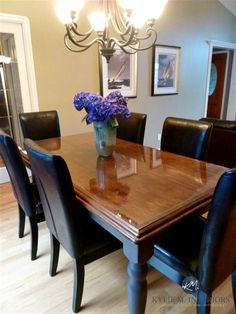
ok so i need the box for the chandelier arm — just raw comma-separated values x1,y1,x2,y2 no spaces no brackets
118,45,150,54
118,27,157,44
102,24,108,42
64,34,105,50
64,40,94,53
110,14,128,35
127,43,155,51
118,32,138,45
67,30,93,44
131,28,157,41
68,23,94,37
112,18,134,37
108,36,137,49
66,25,93,44
110,1,135,38
117,25,156,44
108,25,137,49
110,0,128,33
111,30,157,53
121,31,157,49
119,46,139,54
128,32,158,51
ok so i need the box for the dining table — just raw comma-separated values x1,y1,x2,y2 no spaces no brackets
21,132,226,314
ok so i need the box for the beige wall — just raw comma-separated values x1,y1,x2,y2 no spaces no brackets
1,0,236,147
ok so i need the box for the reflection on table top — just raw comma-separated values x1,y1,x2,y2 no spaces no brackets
24,133,226,242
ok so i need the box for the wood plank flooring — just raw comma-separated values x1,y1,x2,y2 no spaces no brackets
0,157,4,168
0,182,235,313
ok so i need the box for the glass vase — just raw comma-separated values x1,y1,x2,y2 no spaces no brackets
93,121,117,157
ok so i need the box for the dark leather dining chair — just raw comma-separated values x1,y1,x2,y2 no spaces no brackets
148,168,236,313
161,117,213,160
19,110,61,140
199,117,236,168
0,130,45,260
24,139,122,313
117,112,147,144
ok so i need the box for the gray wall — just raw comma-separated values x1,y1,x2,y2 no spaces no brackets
138,0,236,148
1,0,236,148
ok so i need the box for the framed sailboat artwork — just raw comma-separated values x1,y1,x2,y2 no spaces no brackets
99,46,137,98
152,45,181,96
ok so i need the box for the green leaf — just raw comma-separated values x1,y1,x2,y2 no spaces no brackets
108,117,119,128
81,114,89,124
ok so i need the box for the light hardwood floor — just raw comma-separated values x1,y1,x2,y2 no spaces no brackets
0,182,235,314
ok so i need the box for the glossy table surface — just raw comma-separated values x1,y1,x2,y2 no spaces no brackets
26,132,226,243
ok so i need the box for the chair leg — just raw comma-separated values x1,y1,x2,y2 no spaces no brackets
29,216,38,261
232,270,236,308
72,258,85,313
18,205,25,238
49,233,60,277
197,290,211,314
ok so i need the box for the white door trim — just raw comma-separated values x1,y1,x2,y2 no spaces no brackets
204,40,236,118
0,13,39,112
0,14,38,184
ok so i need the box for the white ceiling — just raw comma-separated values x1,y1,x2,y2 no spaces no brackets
218,0,236,16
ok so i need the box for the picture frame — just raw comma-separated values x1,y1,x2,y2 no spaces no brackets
99,47,137,98
152,45,181,96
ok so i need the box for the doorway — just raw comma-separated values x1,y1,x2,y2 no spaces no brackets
0,13,38,183
204,40,236,120
0,13,39,127
207,50,230,119
0,32,24,144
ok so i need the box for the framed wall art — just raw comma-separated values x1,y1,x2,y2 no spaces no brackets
152,45,181,96
99,47,137,98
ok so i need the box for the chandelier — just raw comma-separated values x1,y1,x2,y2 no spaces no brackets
55,0,168,62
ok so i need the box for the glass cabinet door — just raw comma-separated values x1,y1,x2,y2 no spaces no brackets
0,65,12,136
0,33,23,144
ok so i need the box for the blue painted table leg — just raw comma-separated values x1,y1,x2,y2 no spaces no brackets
128,262,148,314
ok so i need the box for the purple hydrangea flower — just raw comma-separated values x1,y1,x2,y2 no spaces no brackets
73,91,131,124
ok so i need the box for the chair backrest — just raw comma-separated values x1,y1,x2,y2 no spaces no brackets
19,110,61,140
199,168,236,293
161,117,213,160
24,139,84,258
199,118,236,168
117,112,147,145
0,130,36,216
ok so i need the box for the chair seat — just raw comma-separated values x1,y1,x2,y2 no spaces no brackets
152,215,206,277
82,218,122,264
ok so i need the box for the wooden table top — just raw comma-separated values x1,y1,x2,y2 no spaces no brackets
24,133,226,243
